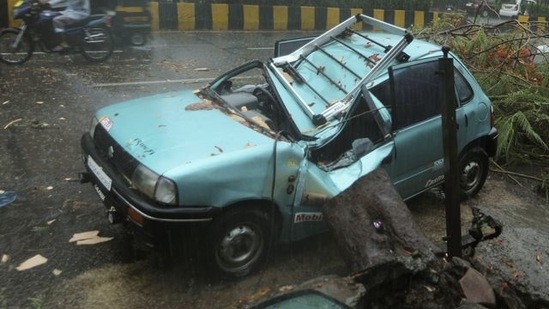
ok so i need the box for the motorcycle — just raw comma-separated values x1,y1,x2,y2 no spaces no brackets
0,0,114,64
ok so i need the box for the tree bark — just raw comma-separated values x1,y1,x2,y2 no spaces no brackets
322,168,439,287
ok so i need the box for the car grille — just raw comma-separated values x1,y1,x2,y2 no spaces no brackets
92,125,140,185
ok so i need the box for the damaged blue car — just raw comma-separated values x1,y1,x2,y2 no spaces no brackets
81,14,498,278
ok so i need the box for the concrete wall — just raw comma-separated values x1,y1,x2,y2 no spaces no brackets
1,1,546,33
145,3,548,32
153,3,437,31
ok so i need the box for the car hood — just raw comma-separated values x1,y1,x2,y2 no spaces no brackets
95,89,274,174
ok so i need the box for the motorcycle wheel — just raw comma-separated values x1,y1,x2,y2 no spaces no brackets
0,28,33,65
80,28,114,63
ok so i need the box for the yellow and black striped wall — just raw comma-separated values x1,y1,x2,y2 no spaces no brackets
146,2,546,32
0,0,441,30
152,2,437,31
1,0,546,32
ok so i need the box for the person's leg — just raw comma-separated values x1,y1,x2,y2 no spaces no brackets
37,12,61,48
52,15,74,33
51,15,75,51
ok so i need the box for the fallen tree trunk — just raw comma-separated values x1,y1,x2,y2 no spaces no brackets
322,168,440,288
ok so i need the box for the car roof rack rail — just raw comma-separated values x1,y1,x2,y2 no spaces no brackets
270,13,414,126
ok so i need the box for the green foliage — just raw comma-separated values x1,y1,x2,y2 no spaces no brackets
495,101,549,162
418,19,549,166
417,17,548,199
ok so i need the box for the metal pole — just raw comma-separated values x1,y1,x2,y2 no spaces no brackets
439,46,462,258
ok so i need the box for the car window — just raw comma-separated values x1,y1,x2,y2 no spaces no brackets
371,61,473,129
309,92,387,167
454,69,474,105
388,59,441,130
274,36,315,57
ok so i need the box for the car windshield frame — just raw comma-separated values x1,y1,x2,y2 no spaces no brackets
201,60,303,140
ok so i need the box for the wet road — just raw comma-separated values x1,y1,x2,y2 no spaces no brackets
0,31,547,309
0,31,339,309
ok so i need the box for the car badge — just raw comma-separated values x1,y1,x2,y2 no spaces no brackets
107,146,114,159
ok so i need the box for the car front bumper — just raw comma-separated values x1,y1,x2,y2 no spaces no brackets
80,132,221,233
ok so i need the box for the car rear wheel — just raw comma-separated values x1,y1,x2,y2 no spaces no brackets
208,208,273,278
459,147,489,200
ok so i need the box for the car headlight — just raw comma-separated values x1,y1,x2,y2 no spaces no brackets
155,177,177,204
132,164,177,205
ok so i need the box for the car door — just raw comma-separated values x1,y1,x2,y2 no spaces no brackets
285,89,394,242
371,58,465,199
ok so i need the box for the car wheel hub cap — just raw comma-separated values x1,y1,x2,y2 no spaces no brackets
219,225,260,264
462,161,480,189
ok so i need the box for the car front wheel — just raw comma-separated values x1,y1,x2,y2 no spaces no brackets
208,208,273,278
459,147,489,200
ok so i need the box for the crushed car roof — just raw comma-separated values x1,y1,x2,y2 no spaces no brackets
269,14,442,126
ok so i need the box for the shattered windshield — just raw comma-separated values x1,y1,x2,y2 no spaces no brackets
205,60,299,137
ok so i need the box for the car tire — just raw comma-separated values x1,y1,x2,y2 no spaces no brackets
207,208,273,278
459,147,489,200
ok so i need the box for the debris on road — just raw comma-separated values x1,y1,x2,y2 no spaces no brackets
3,118,22,129
69,230,99,242
76,237,114,245
16,255,48,271
0,190,17,208
459,267,496,306
69,230,113,245
238,287,272,307
30,120,50,129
